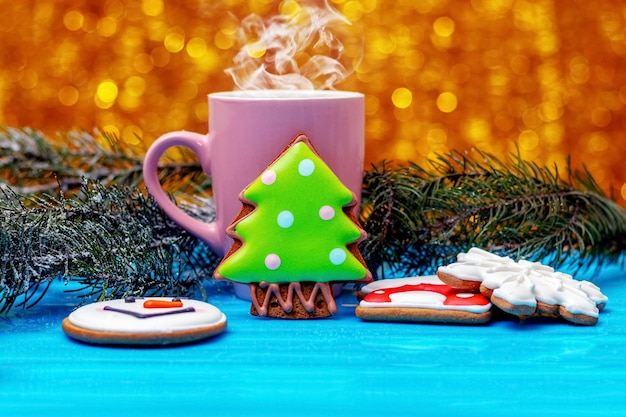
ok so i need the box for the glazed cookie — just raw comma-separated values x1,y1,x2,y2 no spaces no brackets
62,297,227,345
357,275,438,301
215,134,371,319
437,248,608,325
355,275,493,324
437,248,516,292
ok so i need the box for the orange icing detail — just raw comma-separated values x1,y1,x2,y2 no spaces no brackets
364,283,490,306
250,282,338,316
143,299,184,309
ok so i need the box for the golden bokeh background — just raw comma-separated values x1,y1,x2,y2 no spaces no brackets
1,0,625,204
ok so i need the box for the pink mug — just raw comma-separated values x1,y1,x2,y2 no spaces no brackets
143,90,365,261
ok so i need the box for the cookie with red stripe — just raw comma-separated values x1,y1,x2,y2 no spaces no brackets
437,248,608,325
355,275,492,324
62,297,227,345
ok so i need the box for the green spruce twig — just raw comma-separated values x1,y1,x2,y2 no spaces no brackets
360,148,626,278
0,180,219,313
0,127,210,195
1,128,625,312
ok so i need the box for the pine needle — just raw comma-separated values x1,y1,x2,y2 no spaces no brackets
0,127,210,195
1,128,625,312
360,148,626,278
0,180,219,313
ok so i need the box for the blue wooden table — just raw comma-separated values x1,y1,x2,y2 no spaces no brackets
1,263,624,417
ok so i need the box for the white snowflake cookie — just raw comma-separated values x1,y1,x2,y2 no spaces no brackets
437,248,608,325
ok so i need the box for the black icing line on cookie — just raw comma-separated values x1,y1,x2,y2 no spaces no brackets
124,297,183,303
103,306,196,319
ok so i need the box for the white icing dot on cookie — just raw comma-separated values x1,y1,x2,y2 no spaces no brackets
298,159,315,176
277,210,294,228
265,254,281,270
457,293,475,298
319,205,335,220
262,170,277,185
329,248,347,265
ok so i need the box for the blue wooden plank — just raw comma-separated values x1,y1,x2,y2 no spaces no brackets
1,264,624,417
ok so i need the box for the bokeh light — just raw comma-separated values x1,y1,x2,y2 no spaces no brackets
0,0,625,204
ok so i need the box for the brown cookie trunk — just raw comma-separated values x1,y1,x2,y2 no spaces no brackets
558,306,598,326
489,294,536,317
479,284,493,298
355,306,492,324
250,281,337,319
437,271,481,292
61,318,227,345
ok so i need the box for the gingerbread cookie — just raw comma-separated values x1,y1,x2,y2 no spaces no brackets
437,248,608,325
62,297,227,345
214,134,371,319
355,275,492,324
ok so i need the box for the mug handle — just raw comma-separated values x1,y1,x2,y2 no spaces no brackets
142,131,222,252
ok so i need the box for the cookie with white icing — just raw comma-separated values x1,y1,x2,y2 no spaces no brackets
355,275,493,324
437,248,515,292
62,297,227,345
437,248,608,325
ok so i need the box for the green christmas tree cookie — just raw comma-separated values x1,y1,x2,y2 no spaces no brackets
215,134,371,319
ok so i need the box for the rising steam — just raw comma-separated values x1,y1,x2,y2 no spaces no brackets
225,1,356,90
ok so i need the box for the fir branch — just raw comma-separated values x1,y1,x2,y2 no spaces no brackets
1,128,625,312
360,149,626,278
0,180,219,313
0,127,210,195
